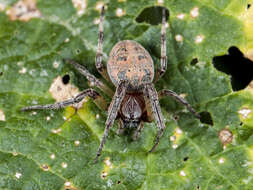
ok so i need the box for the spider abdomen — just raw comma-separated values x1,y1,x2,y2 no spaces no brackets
107,40,154,91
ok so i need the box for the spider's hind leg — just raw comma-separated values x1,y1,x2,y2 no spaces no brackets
116,119,125,135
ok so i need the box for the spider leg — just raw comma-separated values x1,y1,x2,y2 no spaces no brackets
95,6,111,82
159,89,200,119
21,88,107,111
116,118,125,135
143,83,166,153
155,8,167,82
64,59,114,97
94,81,128,163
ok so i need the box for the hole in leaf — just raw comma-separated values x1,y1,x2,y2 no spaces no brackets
199,111,213,126
76,49,81,54
248,4,251,9
183,156,189,161
197,185,200,189
240,122,243,126
213,46,253,91
117,180,121,184
0,71,3,76
190,58,198,66
136,6,169,25
62,74,70,85
173,114,179,121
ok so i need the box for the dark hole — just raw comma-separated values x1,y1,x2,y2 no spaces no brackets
248,4,251,9
183,156,189,161
76,49,81,54
136,6,170,25
199,111,213,126
0,71,3,76
117,180,121,184
62,74,70,84
213,46,253,91
190,58,198,66
240,122,243,126
173,115,179,121
197,185,200,189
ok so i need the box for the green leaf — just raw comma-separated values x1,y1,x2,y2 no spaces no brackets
1,0,253,189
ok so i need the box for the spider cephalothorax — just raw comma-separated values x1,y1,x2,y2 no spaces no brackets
21,6,200,162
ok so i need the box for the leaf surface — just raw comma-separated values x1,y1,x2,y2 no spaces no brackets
0,0,253,189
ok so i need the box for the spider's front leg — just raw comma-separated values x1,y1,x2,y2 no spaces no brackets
95,5,111,82
94,80,128,163
21,88,107,111
143,83,166,153
158,89,200,119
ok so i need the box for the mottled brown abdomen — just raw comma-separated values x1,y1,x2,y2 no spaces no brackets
107,40,154,91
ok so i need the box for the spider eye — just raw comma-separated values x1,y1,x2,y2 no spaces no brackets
123,120,140,129
117,56,127,61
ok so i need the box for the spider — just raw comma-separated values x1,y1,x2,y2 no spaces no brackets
21,6,200,163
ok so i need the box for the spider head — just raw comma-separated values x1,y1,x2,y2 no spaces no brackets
120,95,144,129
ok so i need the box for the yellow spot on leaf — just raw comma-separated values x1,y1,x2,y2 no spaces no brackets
74,140,80,146
248,145,253,167
180,170,186,176
53,60,60,68
95,2,104,11
6,0,41,22
175,34,183,42
19,67,27,74
0,3,6,11
93,17,100,25
219,157,225,164
50,154,55,159
195,35,205,44
46,116,51,121
64,106,76,120
190,7,199,18
218,129,233,145
238,107,252,119
63,182,79,190
61,162,68,168
41,164,50,171
177,13,185,20
116,8,125,17
0,109,5,121
51,128,62,134
100,157,113,179
72,0,86,16
49,76,85,109
179,93,187,99
171,127,184,148
157,0,164,5
15,172,22,179
12,152,18,156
